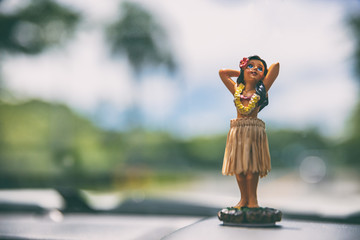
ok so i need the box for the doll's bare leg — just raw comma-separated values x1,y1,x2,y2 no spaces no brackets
246,172,259,208
234,173,247,208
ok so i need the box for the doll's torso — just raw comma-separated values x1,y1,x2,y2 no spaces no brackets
236,102,260,119
233,83,261,119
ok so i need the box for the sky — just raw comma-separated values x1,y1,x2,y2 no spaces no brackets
2,0,360,137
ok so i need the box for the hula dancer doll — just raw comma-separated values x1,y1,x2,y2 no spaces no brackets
218,55,281,225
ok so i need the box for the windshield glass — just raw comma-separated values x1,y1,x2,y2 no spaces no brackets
0,0,360,225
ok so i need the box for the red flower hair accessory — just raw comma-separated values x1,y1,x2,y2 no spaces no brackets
239,57,249,70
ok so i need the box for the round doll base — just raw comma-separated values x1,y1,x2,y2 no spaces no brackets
218,207,282,226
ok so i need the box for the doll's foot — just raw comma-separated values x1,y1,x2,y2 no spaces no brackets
234,200,247,209
247,201,259,208
247,198,259,208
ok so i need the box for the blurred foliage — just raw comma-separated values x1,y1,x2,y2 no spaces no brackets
345,12,360,166
0,100,357,189
104,1,178,128
0,0,81,55
267,128,332,168
349,13,360,82
105,1,176,75
339,99,360,167
0,0,81,98
182,135,226,169
0,100,113,187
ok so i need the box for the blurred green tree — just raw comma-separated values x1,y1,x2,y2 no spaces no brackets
0,0,80,55
267,128,332,168
349,13,360,83
0,0,82,187
0,1,181,188
105,1,177,127
0,0,82,119
0,0,81,96
105,1,176,75
0,100,124,188
340,12,360,166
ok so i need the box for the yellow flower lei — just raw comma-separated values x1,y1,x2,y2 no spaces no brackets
234,83,260,115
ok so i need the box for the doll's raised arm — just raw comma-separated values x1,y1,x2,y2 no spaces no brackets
219,69,240,95
263,62,280,92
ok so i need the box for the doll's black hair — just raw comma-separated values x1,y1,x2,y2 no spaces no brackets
236,55,269,112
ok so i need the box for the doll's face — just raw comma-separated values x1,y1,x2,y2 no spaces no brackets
244,59,265,83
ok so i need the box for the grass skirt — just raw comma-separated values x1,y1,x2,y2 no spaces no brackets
222,118,271,178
